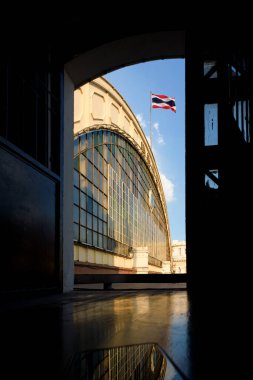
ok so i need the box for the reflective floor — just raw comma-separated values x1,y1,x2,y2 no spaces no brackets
1,287,250,379
67,343,185,380
1,290,191,379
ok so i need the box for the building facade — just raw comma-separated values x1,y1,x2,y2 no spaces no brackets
73,77,171,274
171,240,186,273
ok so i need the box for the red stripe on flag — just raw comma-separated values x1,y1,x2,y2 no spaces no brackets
152,105,176,113
152,94,168,99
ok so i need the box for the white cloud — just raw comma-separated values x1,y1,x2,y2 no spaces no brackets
153,122,159,131
160,173,175,203
136,118,165,145
146,135,151,145
136,113,146,129
157,135,165,145
152,121,165,145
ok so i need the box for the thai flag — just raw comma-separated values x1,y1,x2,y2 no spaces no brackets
151,94,176,113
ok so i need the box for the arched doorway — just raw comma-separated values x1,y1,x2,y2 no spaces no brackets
63,31,186,290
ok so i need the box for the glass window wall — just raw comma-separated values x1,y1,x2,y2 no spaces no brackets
73,130,170,265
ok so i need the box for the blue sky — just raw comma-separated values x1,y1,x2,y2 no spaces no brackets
105,59,185,241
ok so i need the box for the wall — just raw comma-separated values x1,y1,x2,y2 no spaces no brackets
171,240,187,274
0,142,59,291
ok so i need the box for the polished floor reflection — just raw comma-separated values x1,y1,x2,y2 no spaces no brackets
67,343,185,380
1,290,190,379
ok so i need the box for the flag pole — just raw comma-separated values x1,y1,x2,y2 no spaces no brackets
150,91,152,149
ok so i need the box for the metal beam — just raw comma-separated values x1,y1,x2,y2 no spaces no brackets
75,273,187,284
